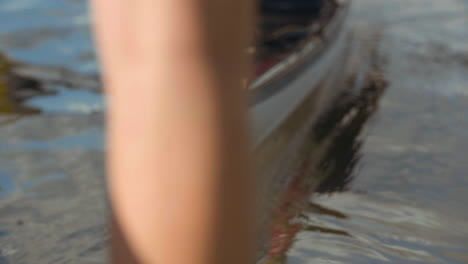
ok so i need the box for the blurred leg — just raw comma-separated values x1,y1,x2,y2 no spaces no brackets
91,0,254,263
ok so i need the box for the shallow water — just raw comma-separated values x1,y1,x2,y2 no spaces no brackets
0,0,467,263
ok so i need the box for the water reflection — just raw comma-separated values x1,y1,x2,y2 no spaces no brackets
0,51,102,117
0,52,48,114
0,1,107,263
303,223,351,237
280,0,468,263
305,202,347,219
262,67,387,263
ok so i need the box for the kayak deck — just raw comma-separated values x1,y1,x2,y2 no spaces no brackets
253,0,338,78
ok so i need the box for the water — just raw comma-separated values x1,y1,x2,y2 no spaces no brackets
0,1,107,263
278,0,468,263
0,0,467,263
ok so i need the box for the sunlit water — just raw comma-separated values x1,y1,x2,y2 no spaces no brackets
0,0,467,263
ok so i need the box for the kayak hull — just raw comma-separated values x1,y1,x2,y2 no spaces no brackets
251,1,352,259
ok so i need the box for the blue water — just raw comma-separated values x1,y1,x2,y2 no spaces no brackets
0,0,96,73
27,87,105,114
0,1,107,263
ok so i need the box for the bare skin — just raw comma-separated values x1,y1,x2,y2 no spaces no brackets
91,0,254,263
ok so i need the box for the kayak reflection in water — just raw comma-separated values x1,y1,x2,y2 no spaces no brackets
263,71,387,263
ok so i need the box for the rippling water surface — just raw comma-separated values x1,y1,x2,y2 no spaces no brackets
0,0,467,263
282,0,468,263
0,1,107,263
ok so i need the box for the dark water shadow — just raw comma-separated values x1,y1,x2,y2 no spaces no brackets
0,52,48,115
0,51,102,118
303,223,351,237
305,201,347,219
262,60,388,262
314,72,387,194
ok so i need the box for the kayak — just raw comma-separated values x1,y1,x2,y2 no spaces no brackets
251,0,349,142
250,0,353,260
252,0,388,260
